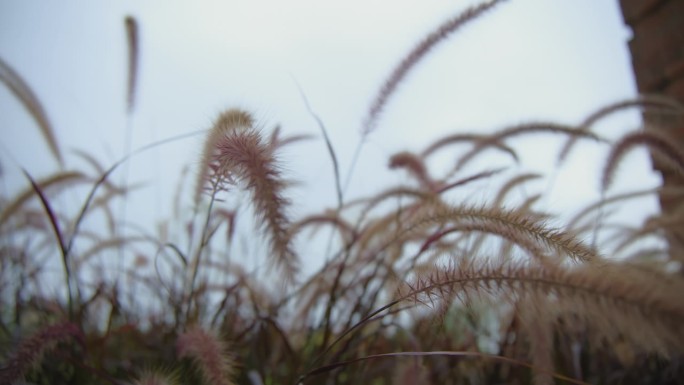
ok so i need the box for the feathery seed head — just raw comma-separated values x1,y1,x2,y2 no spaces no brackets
0,322,84,385
195,108,298,282
176,326,236,385
195,109,256,204
389,151,436,190
133,370,180,385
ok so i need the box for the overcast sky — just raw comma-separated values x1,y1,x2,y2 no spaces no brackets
0,1,662,262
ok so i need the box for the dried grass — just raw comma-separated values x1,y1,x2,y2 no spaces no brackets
2,2,683,384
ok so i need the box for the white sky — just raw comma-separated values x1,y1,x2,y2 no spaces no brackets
0,1,662,266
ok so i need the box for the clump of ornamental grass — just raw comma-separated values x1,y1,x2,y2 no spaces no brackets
396,257,684,382
2,1,684,385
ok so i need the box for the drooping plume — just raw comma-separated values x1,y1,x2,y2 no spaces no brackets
197,109,298,281
361,0,508,137
0,57,63,166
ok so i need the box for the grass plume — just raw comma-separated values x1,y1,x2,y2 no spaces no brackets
602,129,684,192
176,326,236,385
361,0,508,136
198,109,299,282
125,15,139,113
0,57,63,166
0,322,84,385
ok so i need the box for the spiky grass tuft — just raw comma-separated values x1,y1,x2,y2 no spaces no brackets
393,257,684,383
0,57,63,166
602,129,684,192
362,0,508,136
132,369,180,385
198,108,298,282
176,326,236,385
0,322,84,385
195,109,256,205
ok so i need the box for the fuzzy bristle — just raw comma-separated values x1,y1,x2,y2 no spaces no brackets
0,322,84,384
176,326,236,385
